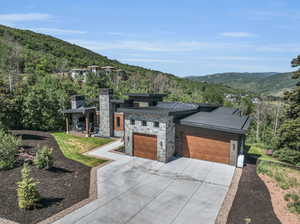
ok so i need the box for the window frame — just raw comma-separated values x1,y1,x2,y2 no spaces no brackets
116,117,121,128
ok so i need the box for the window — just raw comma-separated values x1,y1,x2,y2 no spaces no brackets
130,119,135,125
154,121,159,127
116,117,121,128
142,120,147,126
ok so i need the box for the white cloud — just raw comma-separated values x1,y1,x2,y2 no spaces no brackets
219,32,255,38
66,39,300,55
120,58,180,63
67,39,248,52
26,27,87,35
0,13,51,23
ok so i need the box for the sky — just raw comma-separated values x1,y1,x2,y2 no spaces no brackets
1,0,300,76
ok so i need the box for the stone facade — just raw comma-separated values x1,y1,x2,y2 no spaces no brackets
99,89,113,137
124,116,175,163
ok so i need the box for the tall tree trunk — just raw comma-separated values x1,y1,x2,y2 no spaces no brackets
256,107,260,142
274,103,281,136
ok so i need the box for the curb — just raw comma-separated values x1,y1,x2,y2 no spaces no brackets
215,168,243,224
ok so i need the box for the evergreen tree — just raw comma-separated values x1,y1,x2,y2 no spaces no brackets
17,163,40,209
276,55,300,152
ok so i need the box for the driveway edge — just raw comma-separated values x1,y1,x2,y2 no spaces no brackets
215,168,242,224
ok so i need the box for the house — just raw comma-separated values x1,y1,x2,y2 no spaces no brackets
69,65,127,82
62,89,251,166
70,68,89,81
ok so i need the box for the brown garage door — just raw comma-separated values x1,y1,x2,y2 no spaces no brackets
133,133,157,160
183,134,230,164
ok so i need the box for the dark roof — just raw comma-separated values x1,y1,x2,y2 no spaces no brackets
62,106,96,114
118,101,204,115
127,93,167,98
111,99,126,104
156,102,199,111
180,107,251,134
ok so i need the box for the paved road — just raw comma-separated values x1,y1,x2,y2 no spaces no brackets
54,140,235,224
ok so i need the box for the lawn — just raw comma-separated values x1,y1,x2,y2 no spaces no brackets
52,132,112,167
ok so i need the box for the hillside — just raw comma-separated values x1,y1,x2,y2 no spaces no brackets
0,24,243,104
186,72,297,96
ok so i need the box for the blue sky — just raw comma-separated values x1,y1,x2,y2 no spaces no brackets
1,0,300,76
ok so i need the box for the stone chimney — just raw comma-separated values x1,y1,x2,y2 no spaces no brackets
99,89,113,137
71,95,85,109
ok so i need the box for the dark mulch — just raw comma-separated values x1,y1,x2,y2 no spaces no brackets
0,130,91,224
226,156,281,224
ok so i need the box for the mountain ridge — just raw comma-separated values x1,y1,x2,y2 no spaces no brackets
186,72,296,96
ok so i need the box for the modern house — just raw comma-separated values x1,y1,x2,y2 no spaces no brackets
62,89,251,166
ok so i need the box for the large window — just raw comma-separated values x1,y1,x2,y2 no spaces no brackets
154,121,159,127
116,117,121,128
142,120,147,126
130,119,135,125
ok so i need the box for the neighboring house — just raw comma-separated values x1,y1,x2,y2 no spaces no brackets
62,89,251,166
70,68,89,81
69,65,127,82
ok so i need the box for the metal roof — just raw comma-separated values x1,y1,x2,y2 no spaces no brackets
127,93,167,97
180,107,251,134
156,102,199,111
62,106,96,114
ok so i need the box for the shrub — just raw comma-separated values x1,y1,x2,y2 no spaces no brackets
34,146,53,169
17,163,40,209
0,130,21,170
273,149,300,165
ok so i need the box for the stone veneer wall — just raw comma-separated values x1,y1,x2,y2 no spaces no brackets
114,130,124,138
99,90,113,137
124,117,175,163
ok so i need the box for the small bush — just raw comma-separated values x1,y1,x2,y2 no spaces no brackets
0,130,21,170
17,163,40,209
34,146,53,169
273,149,300,165
284,193,299,202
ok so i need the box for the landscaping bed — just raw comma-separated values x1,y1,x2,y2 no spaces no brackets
226,162,281,224
257,161,300,224
0,130,92,224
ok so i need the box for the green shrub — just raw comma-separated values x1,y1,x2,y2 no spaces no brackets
0,130,21,170
34,146,53,169
273,149,300,165
17,163,40,209
257,161,273,177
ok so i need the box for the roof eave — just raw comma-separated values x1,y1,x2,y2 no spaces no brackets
180,121,247,135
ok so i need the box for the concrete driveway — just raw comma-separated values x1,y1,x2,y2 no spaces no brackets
54,140,235,224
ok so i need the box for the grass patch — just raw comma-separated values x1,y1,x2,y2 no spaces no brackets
52,132,112,167
247,143,288,164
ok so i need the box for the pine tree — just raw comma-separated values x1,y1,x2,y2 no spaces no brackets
275,55,300,152
16,163,40,209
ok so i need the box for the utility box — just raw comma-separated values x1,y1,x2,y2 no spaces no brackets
237,154,244,168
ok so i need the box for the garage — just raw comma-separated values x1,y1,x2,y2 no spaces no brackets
133,133,157,160
182,134,230,164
